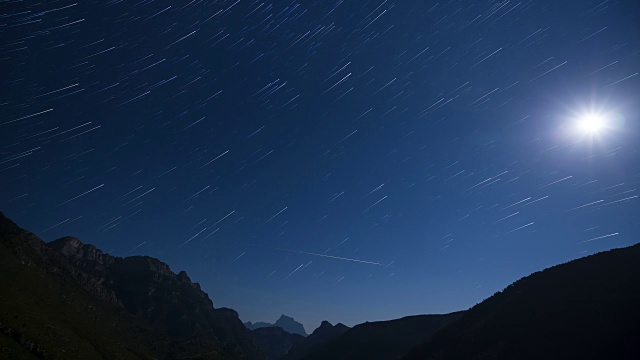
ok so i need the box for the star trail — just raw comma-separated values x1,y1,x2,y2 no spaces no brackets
2,0,639,330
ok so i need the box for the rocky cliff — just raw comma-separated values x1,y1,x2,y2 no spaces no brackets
0,212,264,359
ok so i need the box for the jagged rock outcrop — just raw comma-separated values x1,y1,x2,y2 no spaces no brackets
50,236,116,269
48,236,123,307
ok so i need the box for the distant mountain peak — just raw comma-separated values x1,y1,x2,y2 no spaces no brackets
245,314,308,337
275,314,308,337
282,319,351,359
319,320,332,328
311,320,338,337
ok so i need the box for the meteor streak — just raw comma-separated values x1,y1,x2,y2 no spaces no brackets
225,240,382,265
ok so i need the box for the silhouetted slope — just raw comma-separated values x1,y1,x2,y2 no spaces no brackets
403,244,640,360
252,327,304,359
104,254,259,354
0,212,263,359
293,313,463,360
0,213,156,359
283,320,350,360
50,237,263,359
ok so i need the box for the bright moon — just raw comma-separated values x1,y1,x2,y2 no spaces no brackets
577,113,606,134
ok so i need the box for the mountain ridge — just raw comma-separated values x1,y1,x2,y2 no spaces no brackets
245,314,308,337
282,320,351,360
2,211,639,359
290,312,463,360
402,243,640,360
0,211,264,359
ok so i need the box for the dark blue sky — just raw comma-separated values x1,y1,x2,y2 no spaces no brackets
2,0,639,331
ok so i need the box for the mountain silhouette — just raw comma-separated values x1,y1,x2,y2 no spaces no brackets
402,243,640,360
0,212,263,359
2,210,638,359
289,313,463,360
250,319,351,360
282,320,350,360
245,315,308,337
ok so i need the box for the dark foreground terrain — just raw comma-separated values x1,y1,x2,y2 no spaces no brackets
1,212,639,359
402,243,640,360
0,212,263,360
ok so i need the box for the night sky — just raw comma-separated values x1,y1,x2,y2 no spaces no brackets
2,0,639,332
